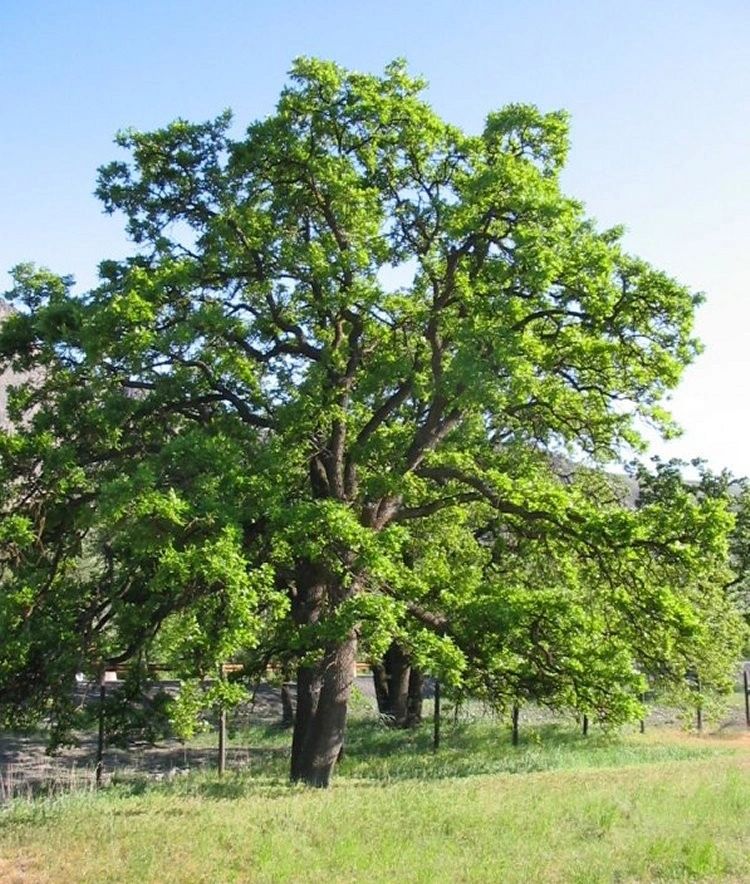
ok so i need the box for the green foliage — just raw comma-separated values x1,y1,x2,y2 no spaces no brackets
167,680,210,743
94,685,173,749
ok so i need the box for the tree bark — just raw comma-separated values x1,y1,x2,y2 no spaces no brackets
280,682,295,728
372,662,390,714
291,634,357,787
372,641,423,728
385,642,411,725
290,663,321,781
407,667,423,726
289,560,358,787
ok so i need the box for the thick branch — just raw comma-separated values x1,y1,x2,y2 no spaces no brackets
391,492,480,522
169,355,274,428
415,465,560,524
403,408,462,473
354,381,414,449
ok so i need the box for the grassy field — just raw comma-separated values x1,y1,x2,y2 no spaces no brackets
2,717,750,883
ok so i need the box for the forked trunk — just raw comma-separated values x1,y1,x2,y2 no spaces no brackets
373,641,423,728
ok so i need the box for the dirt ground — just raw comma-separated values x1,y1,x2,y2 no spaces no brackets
0,678,386,800
0,682,292,801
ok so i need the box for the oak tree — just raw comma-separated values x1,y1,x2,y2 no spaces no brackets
1,59,740,785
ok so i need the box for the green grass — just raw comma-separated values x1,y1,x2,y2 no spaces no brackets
1,719,749,882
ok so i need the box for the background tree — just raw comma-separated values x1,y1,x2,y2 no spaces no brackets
631,459,750,712
370,457,744,730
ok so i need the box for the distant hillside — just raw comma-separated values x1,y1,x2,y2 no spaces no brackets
0,300,42,432
0,299,18,430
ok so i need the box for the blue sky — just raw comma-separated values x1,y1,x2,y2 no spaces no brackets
2,1,749,474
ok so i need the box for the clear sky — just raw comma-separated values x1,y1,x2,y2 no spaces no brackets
2,1,749,474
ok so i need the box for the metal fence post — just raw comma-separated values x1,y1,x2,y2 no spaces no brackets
696,674,703,733
433,680,441,751
95,675,106,788
218,664,227,776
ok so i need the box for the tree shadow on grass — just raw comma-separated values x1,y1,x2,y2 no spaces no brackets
334,719,716,784
106,720,654,799
3,718,724,805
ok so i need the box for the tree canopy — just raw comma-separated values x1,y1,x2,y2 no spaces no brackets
0,58,745,786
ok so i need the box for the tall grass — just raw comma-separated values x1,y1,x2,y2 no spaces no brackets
1,718,748,882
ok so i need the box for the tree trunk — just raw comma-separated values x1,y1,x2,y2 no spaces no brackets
290,633,357,787
281,681,294,728
290,663,321,782
385,643,411,725
372,662,390,715
280,682,295,728
372,642,423,728
289,560,358,787
407,667,423,726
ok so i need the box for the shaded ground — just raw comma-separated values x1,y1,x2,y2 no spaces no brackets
0,679,377,800
0,682,288,800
